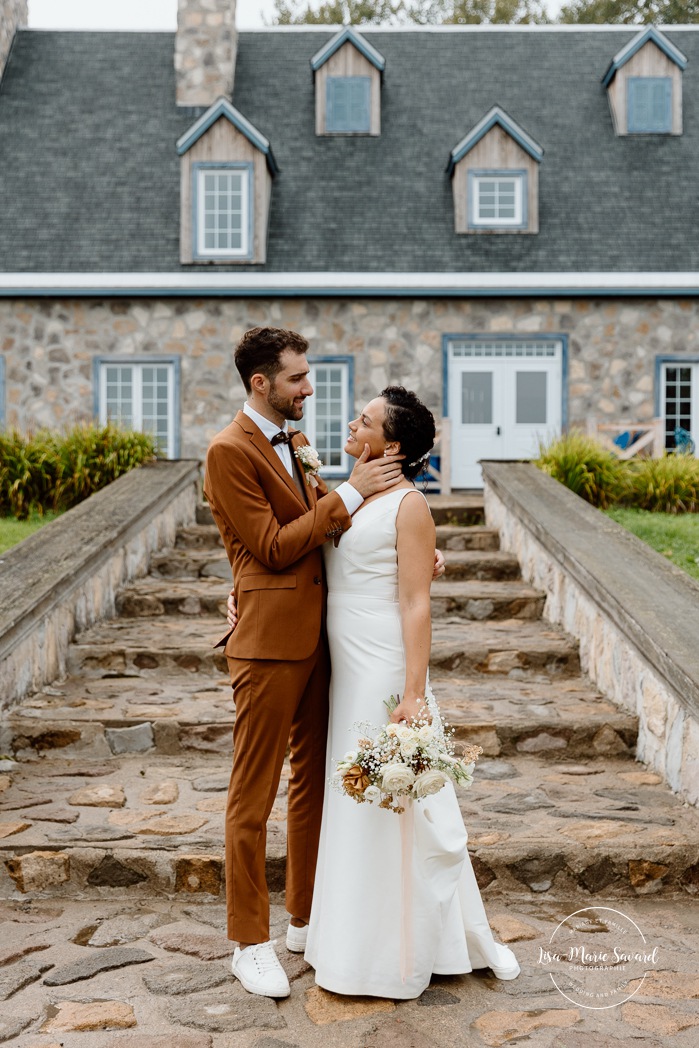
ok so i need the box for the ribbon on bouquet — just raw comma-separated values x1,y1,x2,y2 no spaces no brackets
399,798,415,984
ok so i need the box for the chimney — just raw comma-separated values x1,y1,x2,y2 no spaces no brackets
175,0,237,108
0,1,27,83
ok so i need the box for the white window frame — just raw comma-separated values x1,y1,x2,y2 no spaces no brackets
96,358,178,459
305,358,352,477
659,358,699,453
194,163,252,261
469,171,526,229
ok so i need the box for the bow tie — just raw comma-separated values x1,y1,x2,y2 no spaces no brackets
270,430,293,447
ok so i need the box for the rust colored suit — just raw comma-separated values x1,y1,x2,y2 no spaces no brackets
203,411,352,943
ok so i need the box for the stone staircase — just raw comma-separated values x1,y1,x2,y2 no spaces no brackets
1,495,698,906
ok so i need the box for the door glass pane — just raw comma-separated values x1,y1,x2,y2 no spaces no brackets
516,371,547,424
461,372,492,425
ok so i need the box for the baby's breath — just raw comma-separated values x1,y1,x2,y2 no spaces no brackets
332,693,482,814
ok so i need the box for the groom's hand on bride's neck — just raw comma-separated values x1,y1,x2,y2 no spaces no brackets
348,444,405,499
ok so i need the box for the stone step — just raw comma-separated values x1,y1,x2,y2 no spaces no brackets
436,524,500,551
196,496,486,529
118,576,540,623
430,620,581,678
0,753,260,900
426,494,485,527
65,616,580,682
196,503,215,526
2,670,635,764
175,524,224,550
2,752,697,901
149,548,231,581
431,676,638,760
443,550,519,581
431,581,544,621
116,578,229,618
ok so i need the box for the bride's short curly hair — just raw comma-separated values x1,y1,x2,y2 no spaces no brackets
380,386,436,481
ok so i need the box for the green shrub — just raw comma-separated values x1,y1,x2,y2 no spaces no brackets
0,424,157,519
535,431,625,509
623,454,699,514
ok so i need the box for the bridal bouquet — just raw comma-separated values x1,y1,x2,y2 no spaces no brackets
333,696,482,814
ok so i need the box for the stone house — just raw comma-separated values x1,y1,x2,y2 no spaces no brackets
1,1,699,487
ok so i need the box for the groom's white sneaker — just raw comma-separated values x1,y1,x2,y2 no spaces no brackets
231,940,290,998
285,921,308,953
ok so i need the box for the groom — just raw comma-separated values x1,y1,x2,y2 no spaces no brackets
203,326,407,998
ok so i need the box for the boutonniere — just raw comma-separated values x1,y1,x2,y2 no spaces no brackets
295,444,323,488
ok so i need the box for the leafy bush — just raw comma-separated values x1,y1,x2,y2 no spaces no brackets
623,455,699,514
0,424,157,519
535,431,625,509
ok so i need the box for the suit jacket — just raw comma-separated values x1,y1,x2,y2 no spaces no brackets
203,410,352,661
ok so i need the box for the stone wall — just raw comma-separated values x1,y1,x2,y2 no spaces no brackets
0,1,27,81
2,295,697,460
175,0,236,107
0,461,199,713
483,461,699,807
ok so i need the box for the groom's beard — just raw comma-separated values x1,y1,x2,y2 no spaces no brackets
268,383,306,422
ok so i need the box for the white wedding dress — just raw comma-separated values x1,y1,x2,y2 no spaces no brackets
305,488,520,999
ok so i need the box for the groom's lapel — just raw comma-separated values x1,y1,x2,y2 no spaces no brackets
235,411,307,508
290,431,313,508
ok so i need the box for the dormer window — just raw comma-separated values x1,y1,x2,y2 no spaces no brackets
326,76,371,133
627,77,672,134
603,26,686,137
177,98,278,265
448,107,542,235
194,165,251,260
311,26,385,137
470,172,526,229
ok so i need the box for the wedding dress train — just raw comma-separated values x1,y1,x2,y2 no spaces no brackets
305,488,519,999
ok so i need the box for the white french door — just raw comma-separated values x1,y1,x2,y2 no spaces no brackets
447,339,563,489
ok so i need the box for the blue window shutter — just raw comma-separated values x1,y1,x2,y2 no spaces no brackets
628,78,672,132
326,77,371,132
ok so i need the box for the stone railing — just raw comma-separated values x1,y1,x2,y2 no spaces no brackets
482,461,699,807
0,460,200,713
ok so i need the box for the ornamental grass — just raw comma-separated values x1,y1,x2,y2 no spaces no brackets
623,454,699,514
535,431,626,509
536,432,699,514
0,424,157,519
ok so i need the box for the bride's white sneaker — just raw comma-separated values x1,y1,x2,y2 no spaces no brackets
285,922,308,953
231,940,290,998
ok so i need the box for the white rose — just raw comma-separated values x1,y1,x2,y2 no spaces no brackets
343,751,358,764
364,785,381,802
395,725,415,742
417,725,434,743
400,738,420,760
381,764,416,793
413,769,449,799
385,724,398,737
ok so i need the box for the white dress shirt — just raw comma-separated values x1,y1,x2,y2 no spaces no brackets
243,402,363,516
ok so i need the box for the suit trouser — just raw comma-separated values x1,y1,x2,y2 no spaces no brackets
225,637,330,944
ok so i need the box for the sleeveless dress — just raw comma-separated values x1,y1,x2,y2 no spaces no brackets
305,488,519,999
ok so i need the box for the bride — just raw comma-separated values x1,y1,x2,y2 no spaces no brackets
304,386,520,999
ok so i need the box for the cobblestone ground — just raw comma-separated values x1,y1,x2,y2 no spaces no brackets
1,496,698,1047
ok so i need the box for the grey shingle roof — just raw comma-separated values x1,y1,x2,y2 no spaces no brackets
0,27,698,274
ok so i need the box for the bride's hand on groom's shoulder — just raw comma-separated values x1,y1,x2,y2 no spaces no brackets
389,694,433,726
348,444,405,498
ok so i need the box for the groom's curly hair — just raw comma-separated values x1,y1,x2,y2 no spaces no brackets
235,327,309,393
381,386,436,481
